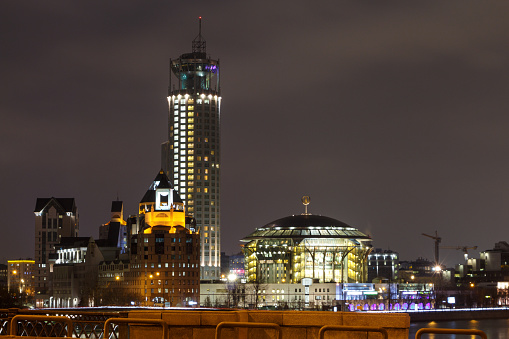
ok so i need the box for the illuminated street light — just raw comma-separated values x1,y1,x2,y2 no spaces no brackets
228,273,237,282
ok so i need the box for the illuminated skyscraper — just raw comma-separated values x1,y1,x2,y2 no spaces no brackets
161,18,221,280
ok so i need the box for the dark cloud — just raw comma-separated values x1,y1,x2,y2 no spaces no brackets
1,1,509,267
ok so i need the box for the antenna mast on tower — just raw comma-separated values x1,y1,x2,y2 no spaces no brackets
192,16,206,54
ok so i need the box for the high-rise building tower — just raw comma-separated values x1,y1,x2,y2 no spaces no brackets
33,197,79,305
161,18,221,280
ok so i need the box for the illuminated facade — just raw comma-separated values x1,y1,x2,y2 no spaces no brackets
51,237,111,308
7,260,35,304
126,170,200,306
33,198,79,300
161,18,221,280
241,214,372,284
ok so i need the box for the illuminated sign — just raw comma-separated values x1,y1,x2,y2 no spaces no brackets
346,291,363,296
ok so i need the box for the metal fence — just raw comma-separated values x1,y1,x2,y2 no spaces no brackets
0,308,127,338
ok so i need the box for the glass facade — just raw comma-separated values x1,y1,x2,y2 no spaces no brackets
242,215,372,284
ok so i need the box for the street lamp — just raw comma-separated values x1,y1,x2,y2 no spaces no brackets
228,273,237,282
227,274,238,308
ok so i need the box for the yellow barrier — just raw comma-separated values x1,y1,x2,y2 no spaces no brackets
319,325,389,339
416,328,487,339
10,315,73,337
104,318,168,339
215,321,282,339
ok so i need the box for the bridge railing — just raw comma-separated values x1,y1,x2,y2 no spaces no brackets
0,308,127,338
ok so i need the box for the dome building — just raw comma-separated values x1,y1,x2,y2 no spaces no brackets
241,198,372,284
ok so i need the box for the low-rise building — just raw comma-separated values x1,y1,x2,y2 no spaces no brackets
7,259,35,306
200,281,435,311
51,237,120,307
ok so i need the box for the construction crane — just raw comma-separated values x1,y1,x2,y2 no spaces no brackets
441,246,478,262
422,231,441,267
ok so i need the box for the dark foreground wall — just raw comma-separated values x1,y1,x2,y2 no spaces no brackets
128,310,410,339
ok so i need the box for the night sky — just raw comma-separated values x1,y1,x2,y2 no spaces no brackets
2,1,509,268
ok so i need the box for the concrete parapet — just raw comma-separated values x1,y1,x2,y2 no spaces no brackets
127,310,410,339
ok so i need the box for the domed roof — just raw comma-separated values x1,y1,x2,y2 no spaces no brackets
242,214,370,241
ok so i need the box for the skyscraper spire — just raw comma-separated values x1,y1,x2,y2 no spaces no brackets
192,16,206,54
